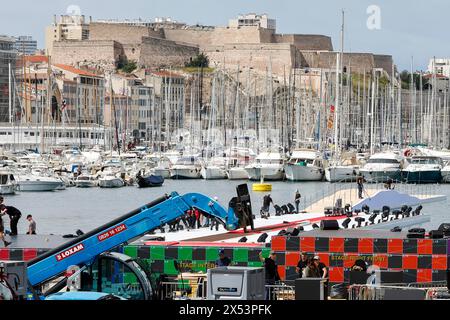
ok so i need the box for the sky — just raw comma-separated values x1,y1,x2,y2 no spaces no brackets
1,0,449,71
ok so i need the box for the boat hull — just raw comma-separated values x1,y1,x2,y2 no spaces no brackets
137,175,164,188
170,167,201,179
245,167,285,181
153,168,171,179
402,170,442,184
325,166,359,182
285,165,323,181
0,184,15,195
227,167,249,180
75,181,97,188
201,167,227,180
18,181,62,192
98,178,124,188
359,169,402,183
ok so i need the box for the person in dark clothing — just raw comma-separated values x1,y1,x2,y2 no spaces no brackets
1,205,21,236
260,251,280,300
296,252,308,278
215,250,231,267
356,175,365,199
295,190,302,213
313,256,329,300
262,194,274,215
210,216,220,231
314,256,328,278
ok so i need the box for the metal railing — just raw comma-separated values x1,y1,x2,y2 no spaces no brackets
301,178,443,212
348,282,449,300
157,281,295,300
159,281,207,300
265,283,296,301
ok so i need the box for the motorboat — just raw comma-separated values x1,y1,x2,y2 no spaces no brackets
245,152,285,181
402,156,443,184
325,152,360,182
16,174,64,192
136,174,165,188
0,171,16,195
170,156,202,179
152,156,172,179
75,174,98,188
98,175,124,188
284,149,324,181
359,152,404,183
201,157,228,180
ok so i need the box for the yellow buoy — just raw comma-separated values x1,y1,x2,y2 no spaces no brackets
252,183,272,192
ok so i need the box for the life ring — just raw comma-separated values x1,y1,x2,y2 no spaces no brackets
404,149,412,157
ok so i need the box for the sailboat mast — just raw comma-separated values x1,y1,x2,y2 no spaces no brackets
334,10,344,158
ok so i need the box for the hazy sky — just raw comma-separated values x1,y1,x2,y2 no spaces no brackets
1,0,449,71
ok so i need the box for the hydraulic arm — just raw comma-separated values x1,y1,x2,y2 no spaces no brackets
27,191,241,288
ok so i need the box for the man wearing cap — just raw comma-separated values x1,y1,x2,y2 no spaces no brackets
215,250,231,267
313,255,329,300
313,256,328,279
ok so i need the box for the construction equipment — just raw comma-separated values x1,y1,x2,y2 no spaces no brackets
20,187,251,300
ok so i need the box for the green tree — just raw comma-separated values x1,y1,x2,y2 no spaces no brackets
117,56,137,73
185,53,209,68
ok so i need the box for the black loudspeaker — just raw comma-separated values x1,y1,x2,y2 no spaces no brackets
257,233,269,243
238,237,248,243
407,233,425,239
278,230,287,236
320,220,340,231
391,226,402,232
312,223,320,229
355,217,365,228
342,218,351,229
429,230,444,239
409,228,426,234
438,223,450,234
287,227,300,237
297,226,305,232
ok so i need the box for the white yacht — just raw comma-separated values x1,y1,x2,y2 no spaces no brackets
75,174,98,188
98,175,124,188
16,174,64,192
245,152,285,181
152,156,172,179
284,149,324,181
359,152,403,183
325,153,360,183
0,171,17,195
170,156,203,179
201,157,228,180
402,156,443,184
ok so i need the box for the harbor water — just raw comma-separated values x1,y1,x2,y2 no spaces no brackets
4,180,450,235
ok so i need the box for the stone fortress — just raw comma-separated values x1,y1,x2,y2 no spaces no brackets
47,13,394,78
